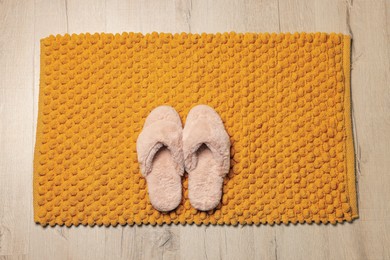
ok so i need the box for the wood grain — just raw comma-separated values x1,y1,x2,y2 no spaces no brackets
1,0,389,259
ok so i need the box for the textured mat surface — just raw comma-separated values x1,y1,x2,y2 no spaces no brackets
34,32,358,226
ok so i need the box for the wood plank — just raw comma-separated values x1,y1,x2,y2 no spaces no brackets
333,0,390,258
175,0,280,259
324,0,390,258
29,1,69,259
275,1,349,260
105,2,181,259
275,1,390,260
58,2,108,257
0,0,34,256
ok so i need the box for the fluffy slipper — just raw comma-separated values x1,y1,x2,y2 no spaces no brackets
136,106,184,212
183,105,231,211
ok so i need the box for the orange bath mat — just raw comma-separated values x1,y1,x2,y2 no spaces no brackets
34,32,358,226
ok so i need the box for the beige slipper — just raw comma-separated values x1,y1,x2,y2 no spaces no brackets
183,105,231,211
136,106,184,212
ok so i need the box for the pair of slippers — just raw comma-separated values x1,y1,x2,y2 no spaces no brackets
137,105,231,212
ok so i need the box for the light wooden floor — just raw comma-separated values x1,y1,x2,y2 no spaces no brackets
1,0,389,259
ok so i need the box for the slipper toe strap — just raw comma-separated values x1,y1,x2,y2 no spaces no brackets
137,122,184,177
183,119,230,176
